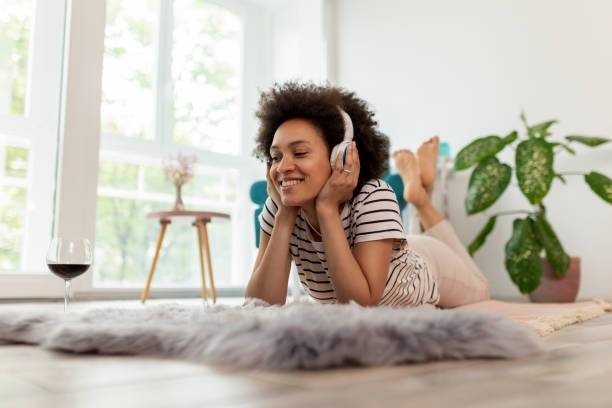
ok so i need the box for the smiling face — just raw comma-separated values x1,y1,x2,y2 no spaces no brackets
269,118,331,207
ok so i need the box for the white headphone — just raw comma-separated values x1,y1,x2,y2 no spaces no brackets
329,108,354,168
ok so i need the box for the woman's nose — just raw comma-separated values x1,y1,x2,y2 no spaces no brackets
278,155,295,172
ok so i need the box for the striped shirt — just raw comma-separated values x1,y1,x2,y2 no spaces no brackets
259,179,440,307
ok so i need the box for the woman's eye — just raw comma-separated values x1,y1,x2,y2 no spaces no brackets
294,151,307,157
269,156,280,163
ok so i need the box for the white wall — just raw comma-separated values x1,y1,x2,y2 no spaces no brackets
270,0,325,82
332,0,612,299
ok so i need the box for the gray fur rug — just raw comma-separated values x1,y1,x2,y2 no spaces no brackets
0,300,543,369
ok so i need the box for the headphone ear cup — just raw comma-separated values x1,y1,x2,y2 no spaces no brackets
330,142,349,167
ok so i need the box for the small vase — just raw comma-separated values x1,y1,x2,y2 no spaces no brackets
528,257,581,303
173,184,185,211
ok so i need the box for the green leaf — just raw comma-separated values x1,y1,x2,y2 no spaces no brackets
502,130,518,145
505,218,542,294
465,157,512,214
560,144,576,155
530,120,558,139
565,135,611,147
520,112,538,139
516,139,554,204
520,111,530,131
468,216,497,256
533,213,570,277
554,174,567,184
585,172,612,204
548,142,576,155
453,136,507,171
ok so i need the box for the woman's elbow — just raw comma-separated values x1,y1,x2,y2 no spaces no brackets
244,285,286,306
363,297,381,307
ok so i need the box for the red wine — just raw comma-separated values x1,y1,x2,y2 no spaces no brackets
47,263,90,280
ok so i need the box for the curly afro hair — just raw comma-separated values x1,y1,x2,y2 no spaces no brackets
253,81,390,196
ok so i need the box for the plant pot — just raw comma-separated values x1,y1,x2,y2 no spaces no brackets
528,257,581,303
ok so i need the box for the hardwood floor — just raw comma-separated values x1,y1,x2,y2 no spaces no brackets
1,299,612,407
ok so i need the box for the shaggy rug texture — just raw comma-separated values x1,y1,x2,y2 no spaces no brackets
0,300,543,370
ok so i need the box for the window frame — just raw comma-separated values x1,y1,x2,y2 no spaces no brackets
93,0,256,294
0,0,273,299
0,0,67,297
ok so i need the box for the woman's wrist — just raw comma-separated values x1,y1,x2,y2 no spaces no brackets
276,206,298,224
315,203,338,224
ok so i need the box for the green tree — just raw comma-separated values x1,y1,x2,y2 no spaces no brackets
0,144,29,270
0,186,26,270
171,2,241,150
0,3,32,115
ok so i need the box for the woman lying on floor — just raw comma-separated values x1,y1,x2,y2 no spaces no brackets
245,82,490,308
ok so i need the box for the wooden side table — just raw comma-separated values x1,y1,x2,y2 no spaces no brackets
141,210,230,304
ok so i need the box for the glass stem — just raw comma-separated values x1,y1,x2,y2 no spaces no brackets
64,279,71,313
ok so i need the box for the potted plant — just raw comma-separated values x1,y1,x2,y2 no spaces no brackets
453,113,611,301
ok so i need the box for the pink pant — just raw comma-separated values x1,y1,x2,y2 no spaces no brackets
406,220,491,308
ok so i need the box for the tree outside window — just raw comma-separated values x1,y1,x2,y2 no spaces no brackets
96,0,242,287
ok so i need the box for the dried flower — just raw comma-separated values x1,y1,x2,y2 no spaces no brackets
162,153,198,188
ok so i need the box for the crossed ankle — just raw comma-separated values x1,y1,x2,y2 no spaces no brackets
412,200,435,212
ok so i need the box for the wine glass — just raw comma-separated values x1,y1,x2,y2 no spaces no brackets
46,238,92,312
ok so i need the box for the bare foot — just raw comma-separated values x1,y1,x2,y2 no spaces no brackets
392,149,431,208
416,136,439,196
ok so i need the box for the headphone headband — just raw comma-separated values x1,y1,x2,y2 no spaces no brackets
338,108,354,142
329,108,354,168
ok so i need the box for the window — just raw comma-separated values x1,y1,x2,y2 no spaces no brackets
95,153,238,287
101,1,156,141
0,0,325,299
0,2,35,271
0,141,28,270
96,0,245,288
0,0,32,117
171,1,242,153
0,0,65,275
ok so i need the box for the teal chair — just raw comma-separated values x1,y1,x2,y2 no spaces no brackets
383,172,407,212
249,180,268,248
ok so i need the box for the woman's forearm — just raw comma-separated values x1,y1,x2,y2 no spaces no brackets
317,207,376,305
245,210,297,305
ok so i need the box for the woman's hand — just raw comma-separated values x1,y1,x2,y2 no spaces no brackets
265,161,282,205
316,142,360,213
266,161,298,219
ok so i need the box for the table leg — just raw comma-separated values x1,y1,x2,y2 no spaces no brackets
200,222,217,304
194,221,209,302
141,220,169,304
